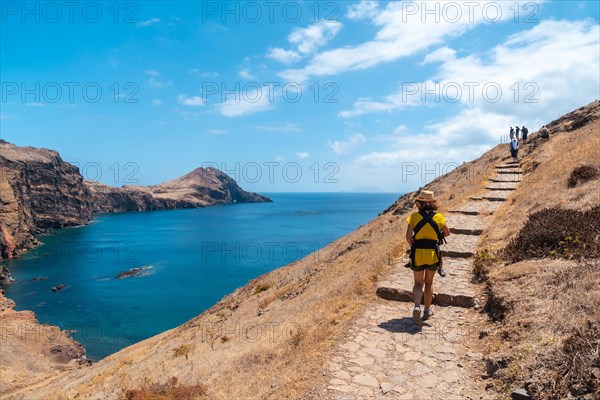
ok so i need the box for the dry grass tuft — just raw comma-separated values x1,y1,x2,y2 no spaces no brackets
172,344,194,359
122,377,210,400
502,206,600,262
568,165,599,188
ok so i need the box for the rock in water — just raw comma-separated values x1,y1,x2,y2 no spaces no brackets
51,284,66,292
115,266,152,279
0,265,14,284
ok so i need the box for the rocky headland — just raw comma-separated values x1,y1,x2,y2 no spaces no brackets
0,140,271,260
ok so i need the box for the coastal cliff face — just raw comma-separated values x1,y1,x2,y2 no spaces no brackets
0,140,271,259
0,140,93,259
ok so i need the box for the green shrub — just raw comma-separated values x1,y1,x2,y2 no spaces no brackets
472,249,496,283
253,283,271,295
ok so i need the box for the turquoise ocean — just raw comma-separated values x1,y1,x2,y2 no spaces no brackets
3,193,398,360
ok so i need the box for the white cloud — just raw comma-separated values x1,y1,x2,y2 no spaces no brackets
175,108,202,119
178,95,205,106
152,99,163,106
137,18,160,27
343,19,599,122
296,152,310,159
289,20,343,54
148,77,172,88
347,0,379,20
25,102,44,107
267,20,343,65
393,125,408,134
354,19,599,169
339,93,423,118
266,48,302,65
208,129,228,135
280,1,545,83
216,86,273,117
275,156,285,161
239,69,257,80
329,134,366,155
188,68,219,78
145,70,160,76
255,122,302,133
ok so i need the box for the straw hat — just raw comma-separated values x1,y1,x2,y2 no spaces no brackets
415,190,436,202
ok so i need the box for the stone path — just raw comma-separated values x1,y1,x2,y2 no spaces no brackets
321,161,522,399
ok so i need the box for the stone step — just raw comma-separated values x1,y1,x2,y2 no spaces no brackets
450,227,484,235
496,170,523,175
486,186,517,191
378,258,476,308
488,176,522,183
446,214,485,235
442,249,474,258
449,201,500,216
482,196,507,202
470,195,507,202
484,190,512,198
496,164,520,169
376,286,475,308
444,233,479,255
449,209,480,215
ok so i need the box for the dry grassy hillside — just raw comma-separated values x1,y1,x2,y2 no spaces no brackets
476,100,600,399
4,101,598,400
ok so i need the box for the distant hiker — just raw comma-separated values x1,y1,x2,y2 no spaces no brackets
540,125,550,139
510,137,520,161
515,126,520,139
522,126,529,142
405,190,450,325
509,127,514,139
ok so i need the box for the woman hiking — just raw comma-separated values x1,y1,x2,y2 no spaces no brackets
405,190,450,325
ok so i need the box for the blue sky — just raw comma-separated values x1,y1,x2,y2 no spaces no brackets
1,1,599,193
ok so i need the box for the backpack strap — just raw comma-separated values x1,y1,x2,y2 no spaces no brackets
410,211,446,267
414,211,445,244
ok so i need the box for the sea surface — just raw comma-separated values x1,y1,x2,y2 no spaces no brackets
3,193,398,360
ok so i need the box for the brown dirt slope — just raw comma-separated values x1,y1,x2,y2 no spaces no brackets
0,289,87,394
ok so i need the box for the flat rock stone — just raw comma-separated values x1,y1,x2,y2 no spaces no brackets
350,356,373,367
420,374,438,388
353,373,378,387
403,351,421,361
379,382,393,394
333,370,352,380
340,342,361,352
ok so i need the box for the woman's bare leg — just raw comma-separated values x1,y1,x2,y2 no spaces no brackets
424,270,436,309
413,270,425,307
